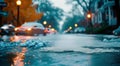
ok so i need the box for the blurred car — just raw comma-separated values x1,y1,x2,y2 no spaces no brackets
113,26,120,36
74,27,86,33
15,22,48,36
0,24,15,36
48,28,57,34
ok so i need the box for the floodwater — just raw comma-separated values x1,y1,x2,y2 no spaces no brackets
0,34,120,66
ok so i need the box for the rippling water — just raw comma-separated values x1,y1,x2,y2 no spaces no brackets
24,34,120,66
24,48,120,66
0,34,120,66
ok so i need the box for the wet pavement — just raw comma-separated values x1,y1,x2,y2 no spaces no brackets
0,34,120,66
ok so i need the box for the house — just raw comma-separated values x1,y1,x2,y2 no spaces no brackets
92,0,117,26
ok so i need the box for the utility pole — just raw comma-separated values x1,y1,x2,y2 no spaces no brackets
16,0,21,26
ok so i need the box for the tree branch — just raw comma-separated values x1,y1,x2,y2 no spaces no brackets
82,0,89,10
76,0,88,12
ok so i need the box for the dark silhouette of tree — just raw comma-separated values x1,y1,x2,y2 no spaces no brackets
67,0,96,13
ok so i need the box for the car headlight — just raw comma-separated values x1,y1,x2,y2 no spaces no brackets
14,28,19,31
27,28,32,31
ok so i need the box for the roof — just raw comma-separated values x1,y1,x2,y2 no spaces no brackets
22,22,44,29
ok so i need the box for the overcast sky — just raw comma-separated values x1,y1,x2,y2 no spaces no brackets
50,0,72,12
49,0,74,30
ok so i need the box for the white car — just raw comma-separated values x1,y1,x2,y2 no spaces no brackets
74,27,86,33
15,22,47,36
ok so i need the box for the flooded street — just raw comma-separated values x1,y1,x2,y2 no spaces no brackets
1,0,120,66
0,34,120,66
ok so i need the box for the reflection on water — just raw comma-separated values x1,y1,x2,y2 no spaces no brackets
10,35,33,42
11,47,27,66
24,50,120,66
1,34,120,66
90,53,120,66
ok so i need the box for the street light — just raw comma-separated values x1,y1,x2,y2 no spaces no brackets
43,21,47,25
74,24,78,27
69,26,72,30
87,13,91,19
43,21,47,27
16,0,21,26
87,11,93,27
16,0,21,6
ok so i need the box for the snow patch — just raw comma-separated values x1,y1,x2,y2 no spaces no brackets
39,46,120,54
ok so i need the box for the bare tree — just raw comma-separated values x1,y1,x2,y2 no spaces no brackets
67,0,96,13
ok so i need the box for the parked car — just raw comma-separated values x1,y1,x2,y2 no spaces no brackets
74,27,86,33
0,24,15,36
47,28,57,34
113,26,120,36
15,22,48,36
